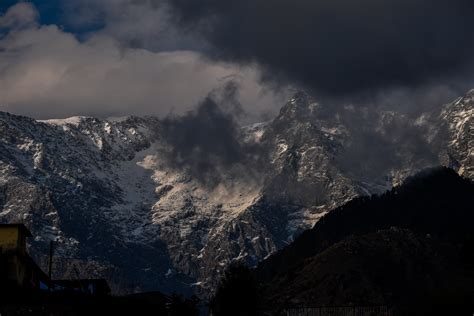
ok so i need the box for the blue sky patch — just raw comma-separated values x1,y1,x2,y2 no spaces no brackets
0,0,104,35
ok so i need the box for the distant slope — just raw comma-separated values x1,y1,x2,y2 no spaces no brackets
255,167,474,312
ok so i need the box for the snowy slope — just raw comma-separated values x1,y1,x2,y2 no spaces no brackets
0,90,471,295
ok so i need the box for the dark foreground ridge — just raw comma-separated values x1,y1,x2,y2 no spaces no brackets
0,288,200,316
211,167,474,315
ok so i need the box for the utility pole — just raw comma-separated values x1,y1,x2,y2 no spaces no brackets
48,240,54,281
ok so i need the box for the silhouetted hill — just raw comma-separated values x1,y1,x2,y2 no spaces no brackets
0,289,199,316
251,167,474,314
257,167,473,280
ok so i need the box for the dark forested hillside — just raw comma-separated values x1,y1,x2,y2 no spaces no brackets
213,167,474,315
256,167,474,281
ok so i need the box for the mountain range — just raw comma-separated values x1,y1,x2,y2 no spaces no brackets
0,89,472,294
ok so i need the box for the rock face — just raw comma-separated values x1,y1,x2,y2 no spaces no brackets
0,90,471,294
441,90,474,179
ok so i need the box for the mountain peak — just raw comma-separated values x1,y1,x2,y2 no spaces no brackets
276,91,321,122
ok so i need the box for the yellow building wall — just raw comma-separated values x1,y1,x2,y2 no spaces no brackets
0,227,19,251
0,227,41,288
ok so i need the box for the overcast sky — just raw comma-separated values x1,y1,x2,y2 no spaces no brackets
1,0,474,120
0,1,287,120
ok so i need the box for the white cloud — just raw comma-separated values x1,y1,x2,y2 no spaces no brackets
63,0,194,52
0,3,284,121
0,2,38,30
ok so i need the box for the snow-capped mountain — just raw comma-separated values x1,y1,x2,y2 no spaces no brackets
441,90,474,179
0,90,471,295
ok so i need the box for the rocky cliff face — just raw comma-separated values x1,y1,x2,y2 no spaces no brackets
441,90,474,179
0,90,471,294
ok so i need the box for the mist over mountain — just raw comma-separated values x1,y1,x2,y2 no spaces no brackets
0,88,472,295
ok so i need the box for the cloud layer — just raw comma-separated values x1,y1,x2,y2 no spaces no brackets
2,0,474,120
164,0,474,102
0,3,282,120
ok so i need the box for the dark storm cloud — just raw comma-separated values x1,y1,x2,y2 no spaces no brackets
208,78,244,118
160,82,268,186
161,97,242,178
164,0,474,99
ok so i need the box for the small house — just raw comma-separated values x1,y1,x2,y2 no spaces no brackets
0,224,50,290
